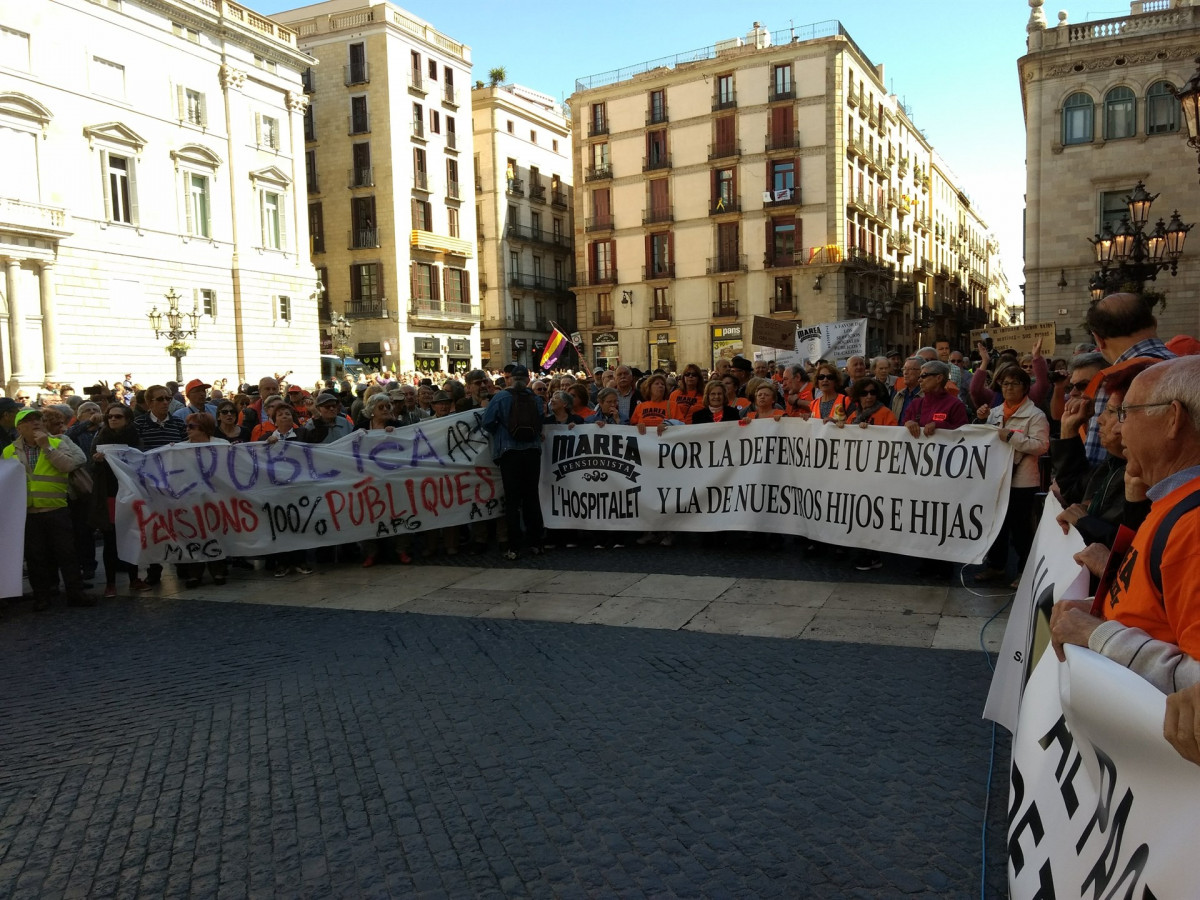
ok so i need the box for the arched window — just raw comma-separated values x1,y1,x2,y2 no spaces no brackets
1147,81,1180,134
1104,86,1136,140
1062,92,1093,144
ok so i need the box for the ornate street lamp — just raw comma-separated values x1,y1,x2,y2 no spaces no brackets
1172,57,1200,176
327,312,353,367
147,287,200,383
1086,180,1192,304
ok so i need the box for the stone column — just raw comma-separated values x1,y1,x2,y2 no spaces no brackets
6,257,26,383
39,260,59,381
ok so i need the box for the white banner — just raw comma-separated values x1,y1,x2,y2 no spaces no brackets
0,458,27,598
539,420,1014,564
983,498,1090,733
104,411,502,565
1008,647,1200,898
796,318,868,364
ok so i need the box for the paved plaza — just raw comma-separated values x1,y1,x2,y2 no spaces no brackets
0,545,1013,897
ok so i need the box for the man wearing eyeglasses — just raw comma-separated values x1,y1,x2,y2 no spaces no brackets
903,361,966,437
302,392,354,443
1051,356,1200,696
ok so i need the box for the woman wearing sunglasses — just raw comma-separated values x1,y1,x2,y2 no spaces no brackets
215,403,252,443
843,378,898,427
809,363,850,423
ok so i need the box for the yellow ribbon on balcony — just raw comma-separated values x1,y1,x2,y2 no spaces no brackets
411,230,474,257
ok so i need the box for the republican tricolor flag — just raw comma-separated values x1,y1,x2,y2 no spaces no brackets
539,324,570,370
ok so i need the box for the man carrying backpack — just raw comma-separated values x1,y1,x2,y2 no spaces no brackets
481,364,545,560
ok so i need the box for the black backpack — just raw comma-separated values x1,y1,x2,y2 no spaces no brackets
506,388,539,442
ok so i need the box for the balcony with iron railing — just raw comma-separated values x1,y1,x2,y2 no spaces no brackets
592,310,614,327
588,120,608,137
413,171,430,192
768,85,795,102
649,304,673,323
763,188,799,208
642,205,673,225
349,226,381,249
446,130,457,151
348,166,373,189
765,250,799,268
509,273,572,295
708,140,741,161
507,223,567,249
712,299,739,318
409,298,480,321
443,84,458,107
580,270,617,286
585,164,612,182
408,71,425,94
585,215,613,233
348,114,370,135
712,92,737,111
765,130,800,151
706,253,747,274
847,87,858,108
506,177,524,196
528,184,546,204
345,297,385,318
646,107,669,125
709,198,740,215
643,263,675,280
344,63,369,86
446,180,460,200
551,189,567,208
643,153,671,172
771,294,795,314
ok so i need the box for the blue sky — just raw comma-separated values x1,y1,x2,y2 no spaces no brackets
259,0,1134,302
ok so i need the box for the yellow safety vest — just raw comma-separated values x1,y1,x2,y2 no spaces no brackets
2,437,71,509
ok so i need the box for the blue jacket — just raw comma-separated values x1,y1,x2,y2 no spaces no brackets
481,386,544,459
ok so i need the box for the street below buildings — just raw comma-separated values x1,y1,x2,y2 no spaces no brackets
0,545,1012,897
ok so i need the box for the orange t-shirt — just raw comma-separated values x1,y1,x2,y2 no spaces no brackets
782,385,814,417
845,405,898,426
631,400,671,426
668,389,702,425
743,409,781,421
250,421,278,441
1105,476,1200,659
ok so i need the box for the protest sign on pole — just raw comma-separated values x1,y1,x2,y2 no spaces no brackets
104,411,502,566
796,319,868,363
751,316,798,351
969,321,1057,355
540,419,1014,564
0,459,27,598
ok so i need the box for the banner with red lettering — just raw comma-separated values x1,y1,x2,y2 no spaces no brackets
103,411,501,565
0,459,27,598
539,419,1015,564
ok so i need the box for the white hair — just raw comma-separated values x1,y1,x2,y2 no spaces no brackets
1141,356,1200,434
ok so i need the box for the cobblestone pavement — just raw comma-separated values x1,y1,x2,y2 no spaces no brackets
0,588,1011,898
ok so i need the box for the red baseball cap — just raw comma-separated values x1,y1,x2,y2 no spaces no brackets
185,378,211,394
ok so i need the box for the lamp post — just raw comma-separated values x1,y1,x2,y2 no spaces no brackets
147,287,200,383
1172,57,1200,177
1087,180,1191,304
327,312,353,370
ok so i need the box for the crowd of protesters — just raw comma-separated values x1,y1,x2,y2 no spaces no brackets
5,290,1200,764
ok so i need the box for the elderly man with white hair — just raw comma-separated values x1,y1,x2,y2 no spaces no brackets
1052,356,1200,692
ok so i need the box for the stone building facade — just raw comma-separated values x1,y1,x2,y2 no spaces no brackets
0,0,319,393
471,83,576,372
1021,0,1200,343
273,0,478,375
568,21,1008,371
